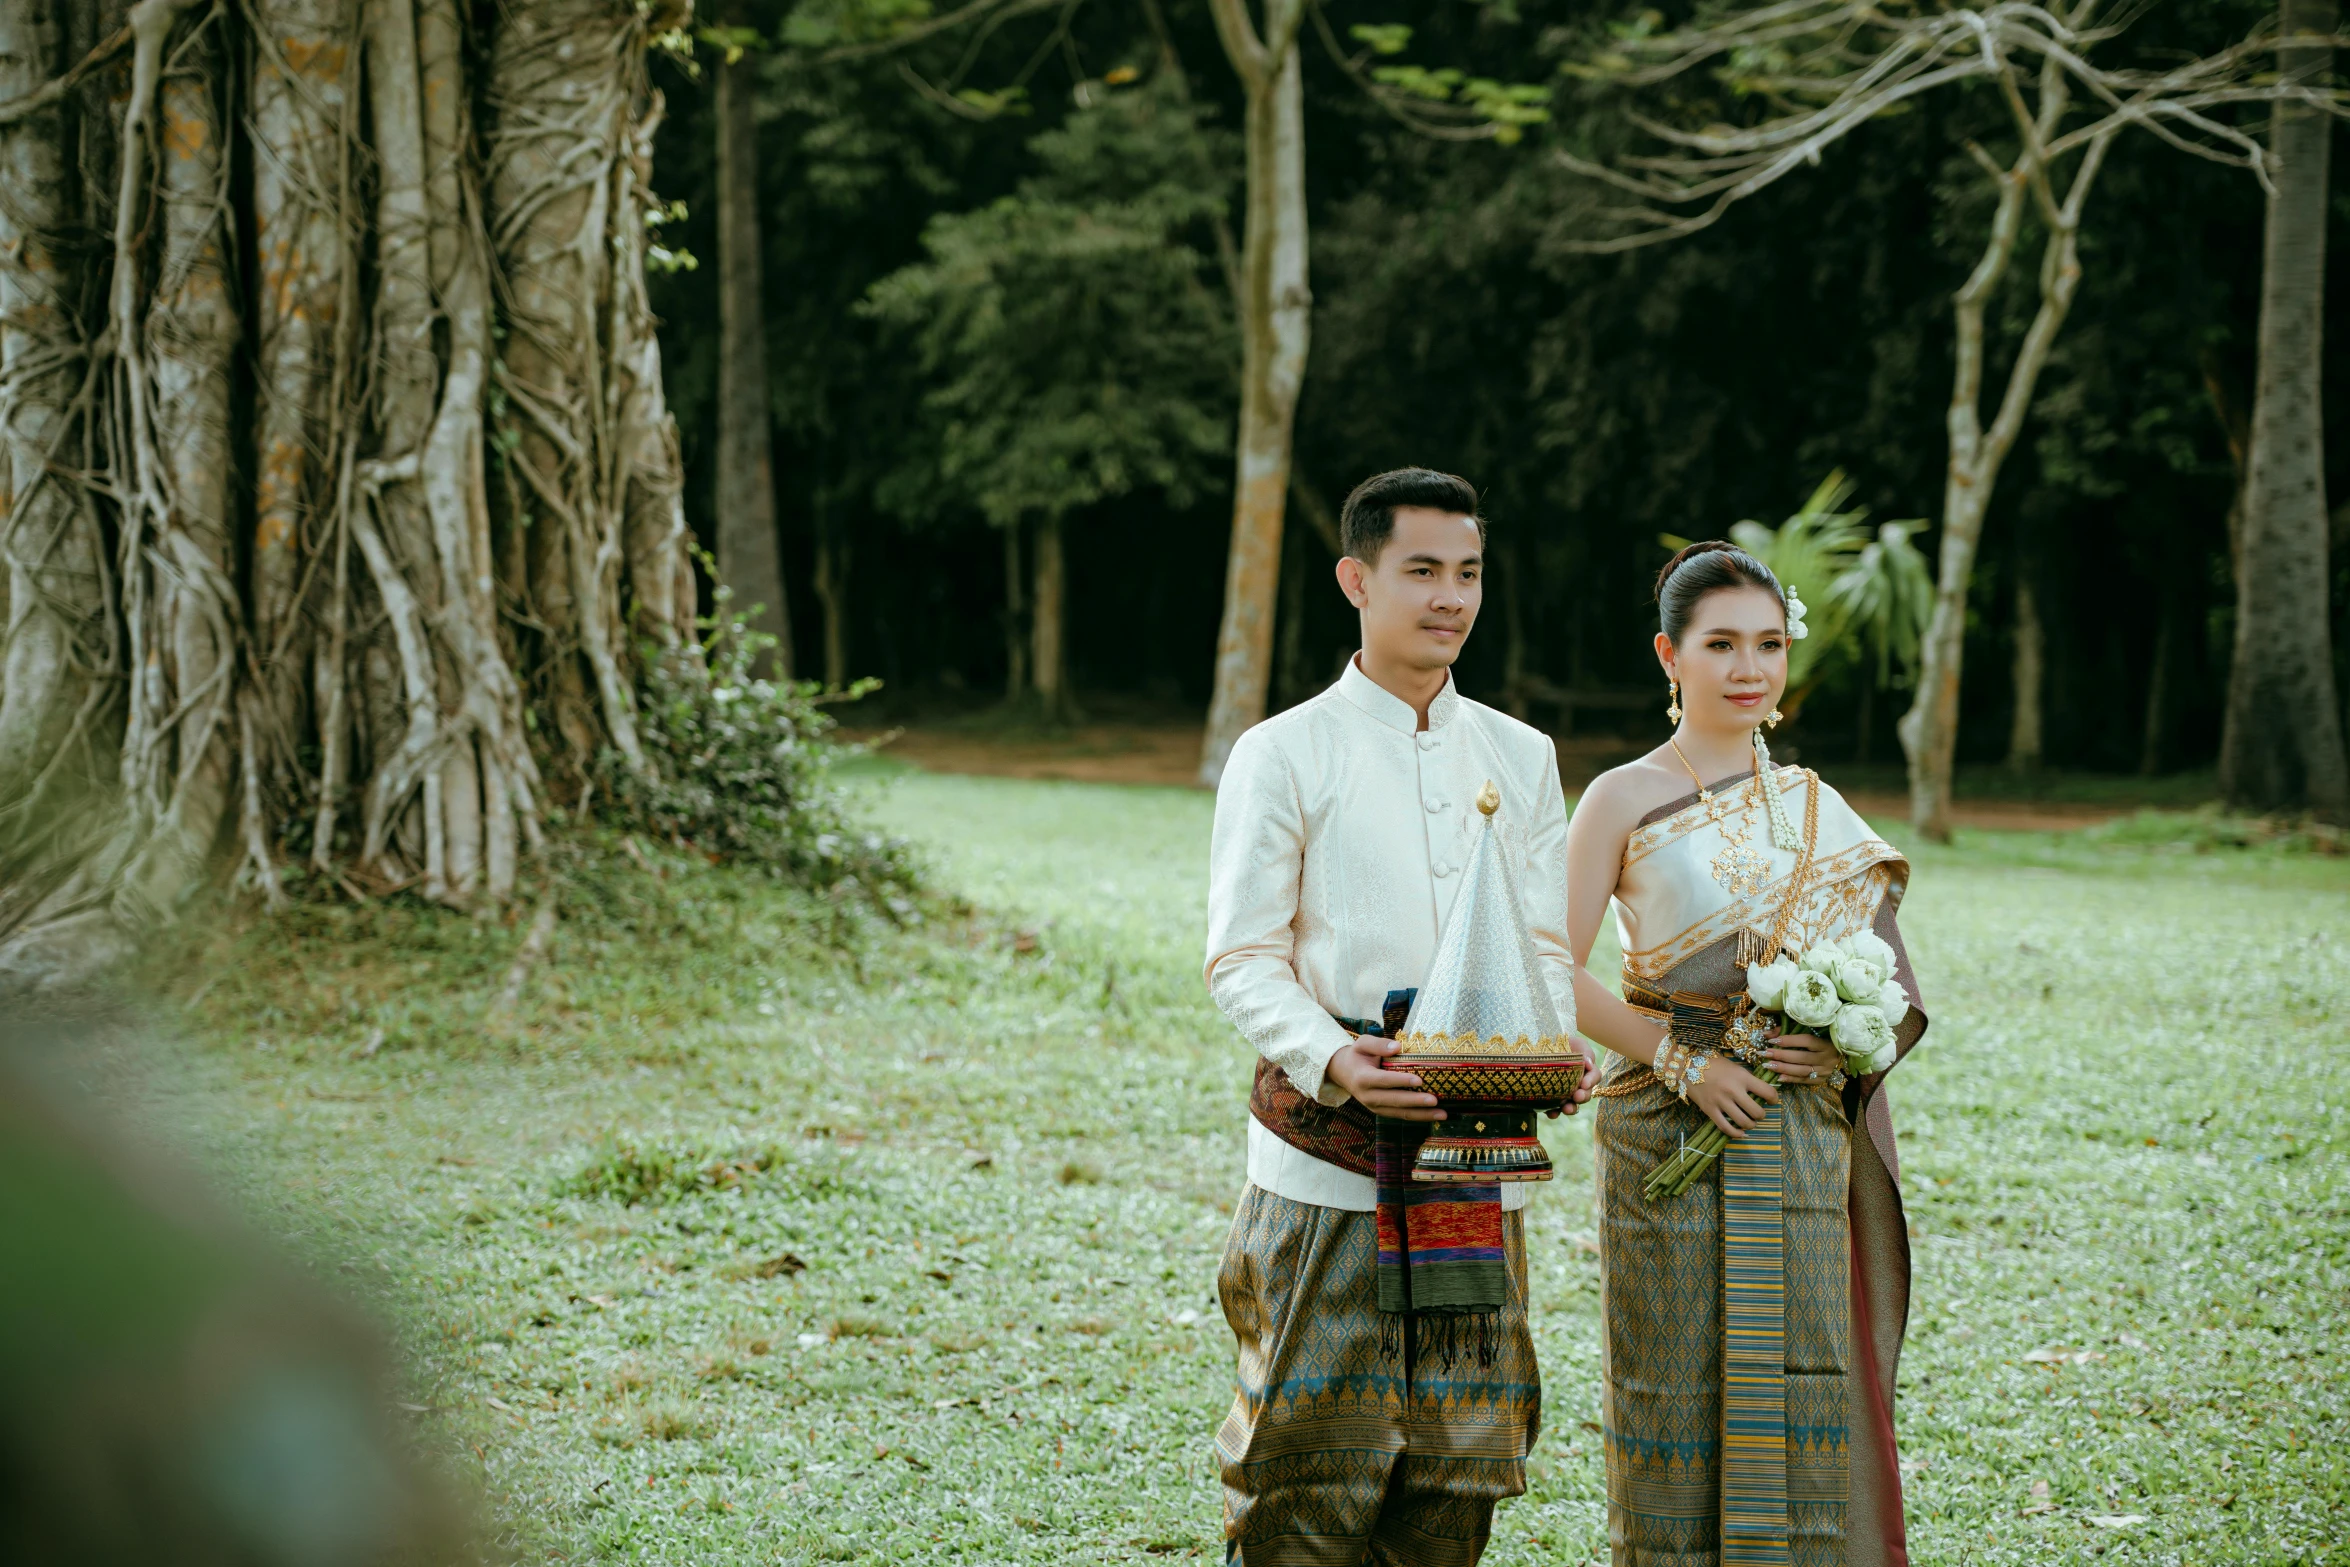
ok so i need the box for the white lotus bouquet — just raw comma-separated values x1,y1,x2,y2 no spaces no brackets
1642,932,1909,1200
1745,932,1909,1078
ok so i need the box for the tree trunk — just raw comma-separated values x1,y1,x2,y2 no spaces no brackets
2141,590,2175,776
0,0,113,844
2219,0,2349,818
813,513,851,690
1500,537,1529,721
712,20,789,675
1198,0,1309,786
1002,521,1027,700
485,0,684,791
1900,69,2113,840
0,0,693,982
115,0,240,915
1275,513,1306,709
2006,575,2043,772
1031,513,1071,722
248,0,354,776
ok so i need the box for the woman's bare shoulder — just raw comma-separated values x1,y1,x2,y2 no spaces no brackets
1572,750,1693,837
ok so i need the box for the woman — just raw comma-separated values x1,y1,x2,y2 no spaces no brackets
1564,542,1928,1567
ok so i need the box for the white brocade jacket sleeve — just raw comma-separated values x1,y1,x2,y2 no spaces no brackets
1202,726,1361,1106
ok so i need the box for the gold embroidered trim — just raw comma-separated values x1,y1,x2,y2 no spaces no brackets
1619,846,1900,982
1390,1029,1579,1058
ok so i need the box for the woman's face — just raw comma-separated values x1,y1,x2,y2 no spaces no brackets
1653,585,1787,731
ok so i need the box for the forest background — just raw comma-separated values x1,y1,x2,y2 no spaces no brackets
650,0,2350,790
3,4,2345,1558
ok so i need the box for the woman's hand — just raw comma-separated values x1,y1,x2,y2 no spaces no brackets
1686,1057,1778,1140
1764,1032,1841,1085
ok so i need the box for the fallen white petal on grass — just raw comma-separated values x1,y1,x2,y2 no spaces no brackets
2086,1514,2147,1528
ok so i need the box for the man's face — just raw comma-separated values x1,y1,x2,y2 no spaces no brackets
1340,506,1484,671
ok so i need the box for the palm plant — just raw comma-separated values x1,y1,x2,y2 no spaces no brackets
1666,471,1933,717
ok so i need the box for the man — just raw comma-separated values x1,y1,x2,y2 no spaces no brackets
1204,467,1589,1565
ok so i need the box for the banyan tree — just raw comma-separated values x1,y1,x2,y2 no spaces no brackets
0,0,698,982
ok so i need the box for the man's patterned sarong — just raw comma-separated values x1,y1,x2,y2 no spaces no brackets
1216,1185,1540,1566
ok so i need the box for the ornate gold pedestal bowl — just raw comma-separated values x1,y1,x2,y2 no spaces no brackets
1396,1056,1581,1183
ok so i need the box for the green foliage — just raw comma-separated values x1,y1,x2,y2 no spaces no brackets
609,598,917,903
1820,513,1935,690
777,0,937,51
2078,806,2349,857
643,199,696,273
695,24,763,65
1351,22,1414,54
1347,19,1550,142
557,1138,798,1206
1370,66,1552,142
862,78,1236,527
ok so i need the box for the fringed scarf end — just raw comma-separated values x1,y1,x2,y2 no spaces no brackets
1403,1308,1502,1374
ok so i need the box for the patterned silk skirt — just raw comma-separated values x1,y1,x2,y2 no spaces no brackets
1595,1068,1867,1567
1215,1185,1540,1567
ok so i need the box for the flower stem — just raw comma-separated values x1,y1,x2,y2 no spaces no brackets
1643,1064,1784,1200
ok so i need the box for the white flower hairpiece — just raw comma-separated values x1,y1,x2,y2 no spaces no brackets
1785,585,1809,640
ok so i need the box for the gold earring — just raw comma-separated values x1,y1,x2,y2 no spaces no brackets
1666,679,1682,723
1766,708,1783,728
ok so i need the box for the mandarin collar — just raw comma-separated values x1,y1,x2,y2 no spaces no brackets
1336,654,1460,735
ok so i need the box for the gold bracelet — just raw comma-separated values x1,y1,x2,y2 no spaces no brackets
1654,1036,1684,1095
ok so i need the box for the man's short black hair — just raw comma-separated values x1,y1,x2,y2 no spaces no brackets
1339,468,1485,565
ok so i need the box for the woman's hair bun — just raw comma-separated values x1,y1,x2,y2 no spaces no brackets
1653,540,1738,603
1655,539,1784,644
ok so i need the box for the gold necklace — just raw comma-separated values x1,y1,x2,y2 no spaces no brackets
1667,737,1712,801
1673,736,1774,895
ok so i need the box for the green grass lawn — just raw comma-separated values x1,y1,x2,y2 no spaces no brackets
132,769,2347,1565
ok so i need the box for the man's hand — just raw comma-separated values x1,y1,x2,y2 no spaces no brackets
1324,1035,1446,1122
1544,1038,1601,1118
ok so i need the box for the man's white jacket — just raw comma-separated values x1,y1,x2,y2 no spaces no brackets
1203,656,1576,1211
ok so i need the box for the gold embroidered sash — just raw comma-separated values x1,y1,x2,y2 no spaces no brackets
1613,767,1907,984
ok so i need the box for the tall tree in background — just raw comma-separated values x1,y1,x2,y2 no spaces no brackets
868,75,1235,723
0,0,694,983
2007,577,2045,772
2221,0,2349,817
1561,0,2305,839
710,11,791,674
1198,0,1310,784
